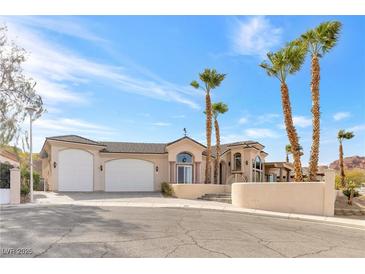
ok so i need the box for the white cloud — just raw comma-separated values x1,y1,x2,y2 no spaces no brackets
333,112,351,121
4,16,106,42
3,17,200,110
238,117,248,124
152,122,171,127
231,16,282,57
33,117,113,134
31,116,117,151
244,128,279,138
221,134,245,144
348,124,365,132
293,116,312,128
277,115,312,129
239,113,280,126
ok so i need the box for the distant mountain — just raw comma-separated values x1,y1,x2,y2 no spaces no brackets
329,156,365,170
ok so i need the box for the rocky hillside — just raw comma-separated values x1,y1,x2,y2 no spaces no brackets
329,156,365,170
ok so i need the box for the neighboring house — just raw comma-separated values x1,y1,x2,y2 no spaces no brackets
0,149,20,168
40,135,270,192
265,162,293,182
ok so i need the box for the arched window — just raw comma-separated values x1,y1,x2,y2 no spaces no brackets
177,152,193,164
234,153,241,171
252,156,263,182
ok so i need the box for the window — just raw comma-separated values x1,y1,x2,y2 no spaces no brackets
252,156,263,182
234,153,241,171
176,152,192,164
176,153,193,184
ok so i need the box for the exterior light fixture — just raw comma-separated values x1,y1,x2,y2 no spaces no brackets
156,166,159,172
100,165,103,171
53,161,57,168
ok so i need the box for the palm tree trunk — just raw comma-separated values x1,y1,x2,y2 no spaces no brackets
205,93,212,184
339,141,345,187
280,82,303,182
214,117,220,184
309,55,321,181
286,153,289,163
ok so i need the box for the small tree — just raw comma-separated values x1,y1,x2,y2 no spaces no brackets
191,69,226,184
337,129,354,188
0,25,44,146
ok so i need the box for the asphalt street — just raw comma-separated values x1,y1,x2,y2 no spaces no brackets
1,205,364,257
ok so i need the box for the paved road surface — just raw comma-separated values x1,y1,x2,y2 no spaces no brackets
1,205,364,258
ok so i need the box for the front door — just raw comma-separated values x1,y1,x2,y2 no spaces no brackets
177,165,192,184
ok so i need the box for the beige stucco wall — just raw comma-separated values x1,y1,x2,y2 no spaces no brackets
42,140,105,191
231,170,336,216
171,183,231,199
42,140,170,192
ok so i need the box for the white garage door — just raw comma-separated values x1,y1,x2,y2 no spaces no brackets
58,149,93,191
105,159,154,191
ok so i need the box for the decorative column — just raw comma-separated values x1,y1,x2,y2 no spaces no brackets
10,167,20,204
169,161,175,182
194,162,201,183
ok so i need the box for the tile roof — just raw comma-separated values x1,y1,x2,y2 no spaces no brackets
44,135,265,156
46,135,103,146
100,142,167,154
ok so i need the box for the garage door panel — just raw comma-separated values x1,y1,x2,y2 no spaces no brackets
105,159,154,191
58,149,93,192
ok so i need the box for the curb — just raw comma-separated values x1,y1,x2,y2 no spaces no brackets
2,201,365,229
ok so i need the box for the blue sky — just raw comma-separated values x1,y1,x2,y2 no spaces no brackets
2,16,364,164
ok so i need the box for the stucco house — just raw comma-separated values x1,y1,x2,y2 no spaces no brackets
39,135,280,192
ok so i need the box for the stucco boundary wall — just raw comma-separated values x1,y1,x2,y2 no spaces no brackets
171,184,231,199
232,170,336,216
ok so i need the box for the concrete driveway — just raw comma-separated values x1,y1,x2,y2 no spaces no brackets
1,203,365,258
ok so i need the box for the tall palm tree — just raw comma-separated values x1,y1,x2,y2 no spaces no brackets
337,129,354,188
300,21,342,181
191,69,226,184
260,42,306,182
212,102,228,184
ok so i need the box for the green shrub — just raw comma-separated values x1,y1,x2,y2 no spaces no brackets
21,167,41,190
342,181,360,199
161,182,174,197
21,183,30,196
335,169,365,190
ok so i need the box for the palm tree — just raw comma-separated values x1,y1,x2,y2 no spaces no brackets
212,102,228,184
285,144,303,163
300,21,342,181
260,42,306,181
285,144,292,163
191,69,226,184
337,129,354,188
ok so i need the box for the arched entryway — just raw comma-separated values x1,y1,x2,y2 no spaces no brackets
219,160,226,184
